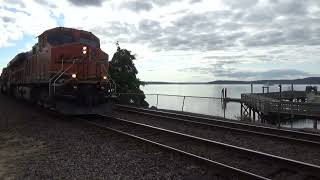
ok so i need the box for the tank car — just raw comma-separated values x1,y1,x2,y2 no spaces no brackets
0,27,116,114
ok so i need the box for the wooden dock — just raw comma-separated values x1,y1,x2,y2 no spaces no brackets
239,91,320,123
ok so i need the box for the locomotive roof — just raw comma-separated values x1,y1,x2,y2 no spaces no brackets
38,27,99,40
8,52,30,67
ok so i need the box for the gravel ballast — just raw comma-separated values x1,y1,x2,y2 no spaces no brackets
112,110,320,166
0,94,221,180
91,117,319,179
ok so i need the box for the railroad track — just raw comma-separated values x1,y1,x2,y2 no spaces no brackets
115,104,320,146
81,115,320,180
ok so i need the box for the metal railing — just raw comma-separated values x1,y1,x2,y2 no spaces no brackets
53,61,75,94
102,64,118,94
117,93,229,119
117,92,320,130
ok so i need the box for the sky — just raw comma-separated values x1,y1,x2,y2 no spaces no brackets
0,0,319,82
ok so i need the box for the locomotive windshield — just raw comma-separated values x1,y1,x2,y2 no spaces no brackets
79,37,99,48
47,33,75,45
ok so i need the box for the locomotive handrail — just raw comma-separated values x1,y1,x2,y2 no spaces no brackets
48,59,65,96
53,60,75,94
107,73,118,93
48,69,64,96
102,64,118,94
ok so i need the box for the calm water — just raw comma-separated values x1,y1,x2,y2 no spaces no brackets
141,84,320,129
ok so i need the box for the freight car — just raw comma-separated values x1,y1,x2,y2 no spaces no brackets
0,27,116,114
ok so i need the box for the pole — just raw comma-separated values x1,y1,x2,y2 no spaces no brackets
251,83,253,94
278,84,282,128
182,96,186,112
221,88,224,100
225,88,227,98
223,100,226,119
291,84,294,122
240,103,243,119
278,101,281,128
279,84,282,100
156,94,159,108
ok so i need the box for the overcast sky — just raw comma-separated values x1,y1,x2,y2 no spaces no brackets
0,0,319,82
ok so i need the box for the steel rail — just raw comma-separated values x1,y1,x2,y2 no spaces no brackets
115,104,320,145
84,115,320,179
80,116,270,180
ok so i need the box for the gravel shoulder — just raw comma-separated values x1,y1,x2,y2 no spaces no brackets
0,94,215,180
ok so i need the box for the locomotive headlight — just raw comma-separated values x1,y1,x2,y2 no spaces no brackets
72,73,77,78
103,76,107,80
82,46,87,54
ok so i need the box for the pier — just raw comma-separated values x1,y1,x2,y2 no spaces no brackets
239,91,320,126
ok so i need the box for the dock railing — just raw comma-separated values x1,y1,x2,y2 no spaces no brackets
241,93,320,118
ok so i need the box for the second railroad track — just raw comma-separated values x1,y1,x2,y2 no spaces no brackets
81,114,320,180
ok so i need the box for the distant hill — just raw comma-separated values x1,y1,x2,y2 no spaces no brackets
144,77,320,85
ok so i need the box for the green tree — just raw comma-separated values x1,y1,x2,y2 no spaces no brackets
109,44,148,107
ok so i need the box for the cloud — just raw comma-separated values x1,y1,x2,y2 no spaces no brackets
67,0,106,7
33,0,58,8
151,0,181,6
124,0,319,53
1,0,320,81
118,0,183,12
270,0,308,16
3,0,26,8
222,69,311,79
131,10,238,51
182,64,313,80
223,0,258,9
189,0,201,3
120,1,153,12
1,16,15,23
0,0,57,48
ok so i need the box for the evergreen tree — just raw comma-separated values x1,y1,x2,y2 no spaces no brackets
109,44,148,107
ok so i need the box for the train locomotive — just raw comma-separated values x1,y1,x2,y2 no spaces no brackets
0,27,116,114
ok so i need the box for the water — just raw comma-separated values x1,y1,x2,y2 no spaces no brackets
141,84,320,129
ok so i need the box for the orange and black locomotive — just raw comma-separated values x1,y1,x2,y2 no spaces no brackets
0,27,116,114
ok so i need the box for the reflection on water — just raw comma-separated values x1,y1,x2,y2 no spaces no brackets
141,84,320,129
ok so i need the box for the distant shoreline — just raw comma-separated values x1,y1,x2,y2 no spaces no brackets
145,83,320,85
144,77,320,85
